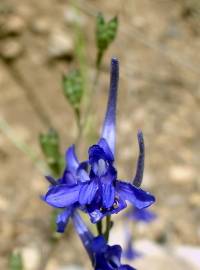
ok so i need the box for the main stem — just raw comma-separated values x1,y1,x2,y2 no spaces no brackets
104,215,111,242
96,220,103,235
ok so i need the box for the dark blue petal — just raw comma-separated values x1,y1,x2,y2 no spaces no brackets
65,145,79,172
56,207,72,233
89,145,107,164
101,183,115,208
128,207,156,223
61,170,77,185
79,181,98,205
116,181,155,209
45,175,57,185
95,244,122,270
101,58,119,156
106,245,122,262
119,265,136,270
44,184,80,208
91,235,107,253
98,138,114,162
133,130,145,187
77,161,90,182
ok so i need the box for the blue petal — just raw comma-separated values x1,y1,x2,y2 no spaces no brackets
79,181,98,205
72,211,94,262
101,58,119,156
98,138,114,162
44,184,80,208
89,209,104,223
45,175,57,185
91,235,107,253
119,265,136,270
77,161,90,182
101,183,115,208
129,207,156,223
96,245,121,270
56,207,72,233
89,144,107,164
107,245,122,262
123,234,142,260
65,145,79,173
133,130,145,187
61,170,77,185
116,181,155,209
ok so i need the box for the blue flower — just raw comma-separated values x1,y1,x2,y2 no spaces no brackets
43,58,155,227
72,211,136,270
123,236,141,261
126,207,156,223
123,230,141,261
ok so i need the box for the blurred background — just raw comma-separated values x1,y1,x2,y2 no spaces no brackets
0,0,199,269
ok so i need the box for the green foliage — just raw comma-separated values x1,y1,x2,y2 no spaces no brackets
96,13,118,67
39,129,64,177
9,251,23,270
62,70,84,111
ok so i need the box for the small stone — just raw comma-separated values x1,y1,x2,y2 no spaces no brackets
45,259,59,270
174,245,200,269
189,193,200,207
31,18,50,34
22,246,41,270
64,8,86,26
134,254,196,270
1,15,25,36
0,39,23,60
48,29,74,59
0,196,8,210
169,165,196,184
1,220,14,239
134,239,166,257
132,16,146,29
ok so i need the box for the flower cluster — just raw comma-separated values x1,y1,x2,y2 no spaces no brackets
42,58,155,269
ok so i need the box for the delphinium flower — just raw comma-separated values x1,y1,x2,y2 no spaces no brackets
122,207,156,261
122,206,156,261
126,207,156,223
123,231,141,261
42,58,155,232
72,210,136,270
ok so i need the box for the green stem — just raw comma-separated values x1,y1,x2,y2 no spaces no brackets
104,215,111,242
0,118,46,173
96,220,103,235
96,50,103,69
75,107,83,145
